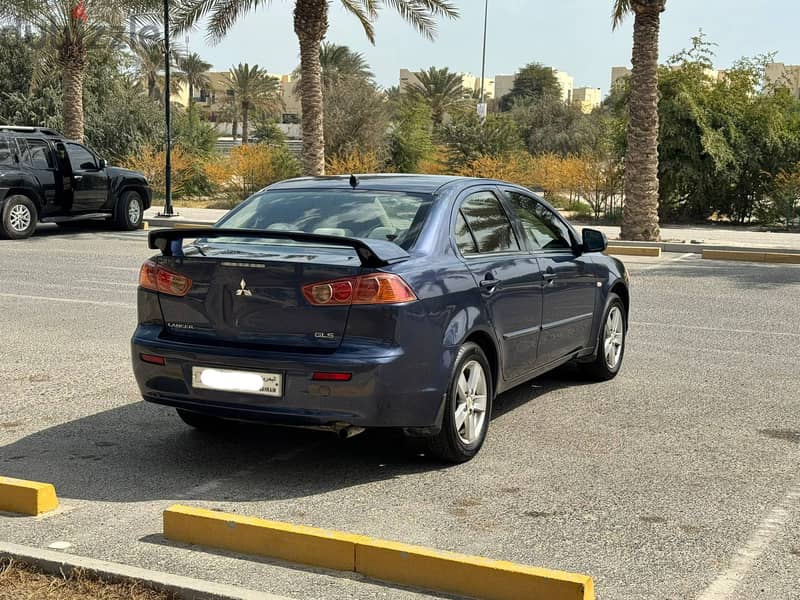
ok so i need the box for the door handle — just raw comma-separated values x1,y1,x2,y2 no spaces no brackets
542,272,557,287
479,275,499,293
73,175,83,181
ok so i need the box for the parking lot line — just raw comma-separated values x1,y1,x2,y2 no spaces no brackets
0,292,135,309
697,478,800,600
631,321,800,338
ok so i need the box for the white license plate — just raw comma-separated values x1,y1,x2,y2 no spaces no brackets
191,367,282,397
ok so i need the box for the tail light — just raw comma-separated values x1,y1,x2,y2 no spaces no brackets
303,273,417,306
138,260,192,297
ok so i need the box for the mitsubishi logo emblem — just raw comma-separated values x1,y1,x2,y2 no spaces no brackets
235,278,252,297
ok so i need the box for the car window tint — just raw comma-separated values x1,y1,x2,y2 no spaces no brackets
506,191,572,251
0,139,15,166
22,139,54,169
459,192,519,254
217,190,434,251
454,211,477,254
66,143,96,170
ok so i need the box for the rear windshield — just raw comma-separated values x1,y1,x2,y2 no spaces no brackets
216,189,434,251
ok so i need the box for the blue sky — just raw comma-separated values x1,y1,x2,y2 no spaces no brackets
186,0,798,96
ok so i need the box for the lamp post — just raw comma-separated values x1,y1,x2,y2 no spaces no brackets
477,0,488,119
160,0,175,216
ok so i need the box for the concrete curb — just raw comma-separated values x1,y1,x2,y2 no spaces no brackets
0,476,59,516
164,505,595,600
606,246,662,258
702,249,800,264
0,541,290,600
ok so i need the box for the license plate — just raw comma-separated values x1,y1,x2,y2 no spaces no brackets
191,367,282,397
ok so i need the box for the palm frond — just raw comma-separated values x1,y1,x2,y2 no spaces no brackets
339,0,377,43
612,0,632,29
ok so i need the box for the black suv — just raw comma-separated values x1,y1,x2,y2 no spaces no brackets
0,126,152,239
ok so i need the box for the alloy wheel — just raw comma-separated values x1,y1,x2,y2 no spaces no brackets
604,306,624,369
454,360,488,445
9,204,32,232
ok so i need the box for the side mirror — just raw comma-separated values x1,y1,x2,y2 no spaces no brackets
582,228,608,253
98,158,107,169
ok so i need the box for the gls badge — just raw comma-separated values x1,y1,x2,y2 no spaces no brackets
315,332,336,340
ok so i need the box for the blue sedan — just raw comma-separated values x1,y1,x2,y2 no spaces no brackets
131,175,629,462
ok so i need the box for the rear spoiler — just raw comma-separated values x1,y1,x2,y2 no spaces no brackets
148,228,410,268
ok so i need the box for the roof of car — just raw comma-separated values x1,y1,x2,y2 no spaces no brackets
268,174,506,195
0,126,65,138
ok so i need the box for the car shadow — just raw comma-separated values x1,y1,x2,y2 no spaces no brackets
0,373,578,505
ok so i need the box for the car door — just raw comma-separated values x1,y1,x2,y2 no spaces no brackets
64,142,108,212
17,138,58,212
502,189,598,366
455,188,544,381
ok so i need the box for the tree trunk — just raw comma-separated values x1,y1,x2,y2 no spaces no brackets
60,45,87,142
294,0,328,176
621,3,663,241
232,117,238,140
241,103,249,145
189,82,194,107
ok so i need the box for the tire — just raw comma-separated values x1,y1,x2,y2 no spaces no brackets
115,190,144,230
583,293,627,381
0,195,37,240
425,342,494,463
176,408,228,432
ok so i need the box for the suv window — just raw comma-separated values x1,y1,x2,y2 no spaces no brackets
66,143,96,170
20,138,54,169
506,191,573,251
0,138,16,166
458,191,519,254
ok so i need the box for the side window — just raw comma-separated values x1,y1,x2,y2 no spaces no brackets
454,212,477,254
0,138,16,166
458,191,519,254
65,143,96,170
21,139,54,169
506,191,573,251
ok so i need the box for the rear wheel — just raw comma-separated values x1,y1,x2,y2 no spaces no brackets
583,294,626,381
1,195,37,239
115,190,144,230
176,408,228,432
425,342,493,463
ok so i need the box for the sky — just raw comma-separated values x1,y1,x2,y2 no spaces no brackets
185,0,799,97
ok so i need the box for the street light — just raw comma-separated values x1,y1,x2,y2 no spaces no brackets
160,0,175,217
477,0,488,119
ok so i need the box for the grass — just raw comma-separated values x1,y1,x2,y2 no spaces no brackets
0,559,176,600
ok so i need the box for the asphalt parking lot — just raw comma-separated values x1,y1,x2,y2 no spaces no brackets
1,226,799,600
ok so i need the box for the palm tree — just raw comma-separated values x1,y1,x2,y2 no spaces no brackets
0,0,157,141
132,38,182,102
407,66,470,126
227,63,282,144
294,42,374,93
613,0,667,241
174,0,458,175
179,52,212,106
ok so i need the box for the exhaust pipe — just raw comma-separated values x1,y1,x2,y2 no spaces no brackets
332,423,365,440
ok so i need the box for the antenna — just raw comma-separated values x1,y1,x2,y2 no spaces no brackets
349,174,359,189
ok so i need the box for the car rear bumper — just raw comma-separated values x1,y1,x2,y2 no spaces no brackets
131,325,446,429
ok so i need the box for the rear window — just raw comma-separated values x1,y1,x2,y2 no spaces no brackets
0,138,15,166
217,190,434,250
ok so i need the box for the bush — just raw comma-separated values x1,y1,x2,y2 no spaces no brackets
326,149,385,175
122,145,194,200
206,143,301,204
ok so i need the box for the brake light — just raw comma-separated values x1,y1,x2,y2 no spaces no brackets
303,274,416,306
312,372,352,381
138,260,192,297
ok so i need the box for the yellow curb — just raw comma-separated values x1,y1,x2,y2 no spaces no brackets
163,505,594,600
763,252,800,264
163,505,364,571
355,537,593,600
0,476,59,516
605,246,662,257
702,249,766,262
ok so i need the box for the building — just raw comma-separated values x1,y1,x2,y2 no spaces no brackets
572,87,602,113
399,69,494,99
553,70,574,104
610,66,631,91
766,63,800,99
174,71,302,132
494,74,516,101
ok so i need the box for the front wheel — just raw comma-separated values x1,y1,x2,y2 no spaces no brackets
115,190,144,230
0,195,37,239
425,342,493,463
583,294,627,381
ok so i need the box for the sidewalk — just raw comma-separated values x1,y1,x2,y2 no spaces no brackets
144,206,800,252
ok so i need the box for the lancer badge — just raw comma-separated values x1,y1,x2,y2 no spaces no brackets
235,278,253,297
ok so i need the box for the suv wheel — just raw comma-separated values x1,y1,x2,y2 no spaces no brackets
425,342,493,463
115,190,144,230
1,195,37,239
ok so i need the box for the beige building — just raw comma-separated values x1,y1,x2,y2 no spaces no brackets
399,68,494,99
494,74,516,101
572,87,602,113
610,66,631,91
766,63,800,99
175,71,302,126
